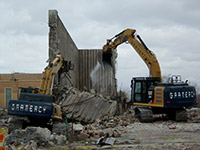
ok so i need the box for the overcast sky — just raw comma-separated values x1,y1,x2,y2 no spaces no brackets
0,0,200,92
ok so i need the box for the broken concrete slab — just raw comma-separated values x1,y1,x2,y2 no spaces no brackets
73,123,84,132
56,86,117,123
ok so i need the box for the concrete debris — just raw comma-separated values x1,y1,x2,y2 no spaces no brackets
96,135,115,145
23,141,38,150
0,106,200,149
7,141,38,150
104,137,115,145
73,123,84,132
52,122,67,135
168,124,176,129
6,127,51,145
50,134,66,146
0,109,9,128
55,86,117,123
187,107,200,122
6,127,66,149
66,111,137,143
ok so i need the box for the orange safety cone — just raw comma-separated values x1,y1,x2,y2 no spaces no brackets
0,134,5,150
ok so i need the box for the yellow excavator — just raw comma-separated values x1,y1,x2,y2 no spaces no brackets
8,54,72,133
102,28,196,122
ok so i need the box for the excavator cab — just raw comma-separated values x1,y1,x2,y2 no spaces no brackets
131,77,160,104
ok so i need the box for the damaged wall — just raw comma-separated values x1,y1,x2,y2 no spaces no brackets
48,10,79,88
79,49,117,96
48,10,117,96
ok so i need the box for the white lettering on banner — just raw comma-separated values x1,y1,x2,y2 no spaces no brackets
10,103,49,114
20,104,24,111
43,107,47,113
38,106,42,113
30,105,33,112
25,105,29,112
11,104,15,111
34,106,38,113
16,104,19,111
169,90,195,99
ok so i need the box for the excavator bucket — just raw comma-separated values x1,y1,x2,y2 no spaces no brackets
97,51,112,66
102,52,112,66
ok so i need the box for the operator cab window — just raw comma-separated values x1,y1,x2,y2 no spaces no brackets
132,77,159,104
134,82,142,102
134,81,148,103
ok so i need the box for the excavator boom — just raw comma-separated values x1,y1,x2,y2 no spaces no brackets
102,28,161,81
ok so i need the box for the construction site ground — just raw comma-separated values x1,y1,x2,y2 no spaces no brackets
3,107,200,149
45,124,200,150
113,121,200,150
51,120,200,149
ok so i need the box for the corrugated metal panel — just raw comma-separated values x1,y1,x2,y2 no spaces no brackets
79,49,117,97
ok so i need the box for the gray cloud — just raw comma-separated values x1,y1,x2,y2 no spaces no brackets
0,0,199,91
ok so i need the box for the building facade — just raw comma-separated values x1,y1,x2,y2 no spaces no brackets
0,73,41,109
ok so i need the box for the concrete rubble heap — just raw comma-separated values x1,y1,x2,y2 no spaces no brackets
187,107,200,122
2,107,200,149
56,85,117,123
6,127,66,149
67,111,136,140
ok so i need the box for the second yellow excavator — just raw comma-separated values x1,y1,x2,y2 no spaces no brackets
7,54,73,133
101,28,196,122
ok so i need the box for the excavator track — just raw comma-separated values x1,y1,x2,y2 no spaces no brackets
135,107,188,122
175,108,188,121
135,107,154,123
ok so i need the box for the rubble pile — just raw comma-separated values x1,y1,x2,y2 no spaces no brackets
68,123,121,141
55,86,117,123
2,96,200,149
2,107,200,149
67,110,136,143
6,127,66,149
93,110,136,128
187,107,200,122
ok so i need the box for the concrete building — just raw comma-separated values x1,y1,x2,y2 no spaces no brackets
0,73,41,108
48,10,117,97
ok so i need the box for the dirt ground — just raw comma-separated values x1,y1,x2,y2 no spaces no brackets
45,121,200,150
4,107,200,149
112,121,200,150
45,110,200,150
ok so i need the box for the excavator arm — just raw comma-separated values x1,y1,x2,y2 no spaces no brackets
39,55,65,95
102,28,161,81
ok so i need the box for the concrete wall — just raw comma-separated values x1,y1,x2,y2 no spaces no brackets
48,10,117,96
49,10,79,88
